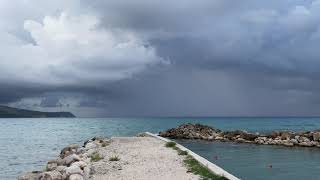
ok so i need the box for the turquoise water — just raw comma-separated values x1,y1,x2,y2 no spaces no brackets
1,117,320,179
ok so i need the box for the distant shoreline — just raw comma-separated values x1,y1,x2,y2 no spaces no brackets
0,105,75,118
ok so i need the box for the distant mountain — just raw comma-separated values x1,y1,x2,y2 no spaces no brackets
0,105,76,118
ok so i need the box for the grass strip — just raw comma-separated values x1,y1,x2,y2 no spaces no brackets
165,141,228,180
184,155,228,180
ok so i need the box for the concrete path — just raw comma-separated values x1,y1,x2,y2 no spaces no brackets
90,137,199,180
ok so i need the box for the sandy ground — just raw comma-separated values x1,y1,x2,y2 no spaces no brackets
89,137,200,180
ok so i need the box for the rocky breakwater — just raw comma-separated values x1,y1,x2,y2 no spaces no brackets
159,123,320,148
18,137,110,180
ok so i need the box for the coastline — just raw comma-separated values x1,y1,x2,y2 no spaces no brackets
19,133,235,180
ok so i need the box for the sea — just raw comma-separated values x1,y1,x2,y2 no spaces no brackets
1,117,320,180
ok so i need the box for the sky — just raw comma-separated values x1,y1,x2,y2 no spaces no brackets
1,0,320,117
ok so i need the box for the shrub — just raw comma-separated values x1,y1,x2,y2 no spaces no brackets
91,152,103,162
165,141,176,148
178,150,188,156
109,155,120,161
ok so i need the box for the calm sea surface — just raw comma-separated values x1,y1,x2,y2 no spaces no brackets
1,117,320,180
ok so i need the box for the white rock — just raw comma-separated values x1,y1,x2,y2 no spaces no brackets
83,166,91,179
46,161,57,171
71,161,87,169
85,142,98,150
69,174,84,180
41,171,62,180
56,157,65,166
290,139,299,144
66,165,83,176
65,154,80,165
55,166,66,173
86,149,97,157
76,147,86,154
18,172,43,180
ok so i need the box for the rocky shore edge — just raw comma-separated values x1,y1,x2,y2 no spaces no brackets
159,123,320,148
18,137,110,180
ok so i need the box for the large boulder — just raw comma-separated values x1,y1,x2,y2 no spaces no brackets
222,130,244,140
46,160,58,171
60,144,79,158
280,131,294,140
66,165,83,176
69,174,84,180
299,142,313,147
64,154,80,166
83,166,91,179
268,131,281,139
313,132,320,141
239,132,258,141
85,142,98,150
41,171,62,180
18,171,43,180
71,161,87,169
55,166,66,174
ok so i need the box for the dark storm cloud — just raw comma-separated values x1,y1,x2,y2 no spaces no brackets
2,0,320,116
85,0,320,77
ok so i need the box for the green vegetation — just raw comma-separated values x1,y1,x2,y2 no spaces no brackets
109,155,120,161
91,152,104,162
178,150,188,156
184,155,228,180
165,140,227,180
165,141,177,147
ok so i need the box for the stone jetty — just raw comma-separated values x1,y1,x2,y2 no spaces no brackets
18,136,202,180
159,123,320,148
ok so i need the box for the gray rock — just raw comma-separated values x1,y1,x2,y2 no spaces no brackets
55,157,66,166
46,161,57,171
71,161,87,169
69,174,84,180
299,142,314,147
60,144,79,158
83,166,91,179
55,166,66,173
64,154,80,165
214,136,224,140
300,137,311,142
235,138,245,143
85,142,98,150
18,171,43,180
86,149,97,157
290,139,299,145
66,165,83,176
76,147,86,155
313,132,320,141
283,142,294,147
41,171,62,180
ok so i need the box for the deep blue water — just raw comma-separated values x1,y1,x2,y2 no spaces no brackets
1,117,320,180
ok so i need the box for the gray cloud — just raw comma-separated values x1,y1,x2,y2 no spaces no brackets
2,0,320,116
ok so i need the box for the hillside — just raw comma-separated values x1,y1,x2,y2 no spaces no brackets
0,105,75,118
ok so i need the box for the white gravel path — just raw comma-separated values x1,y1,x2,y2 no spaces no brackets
89,137,200,180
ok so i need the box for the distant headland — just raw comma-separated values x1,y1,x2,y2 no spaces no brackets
0,105,75,118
